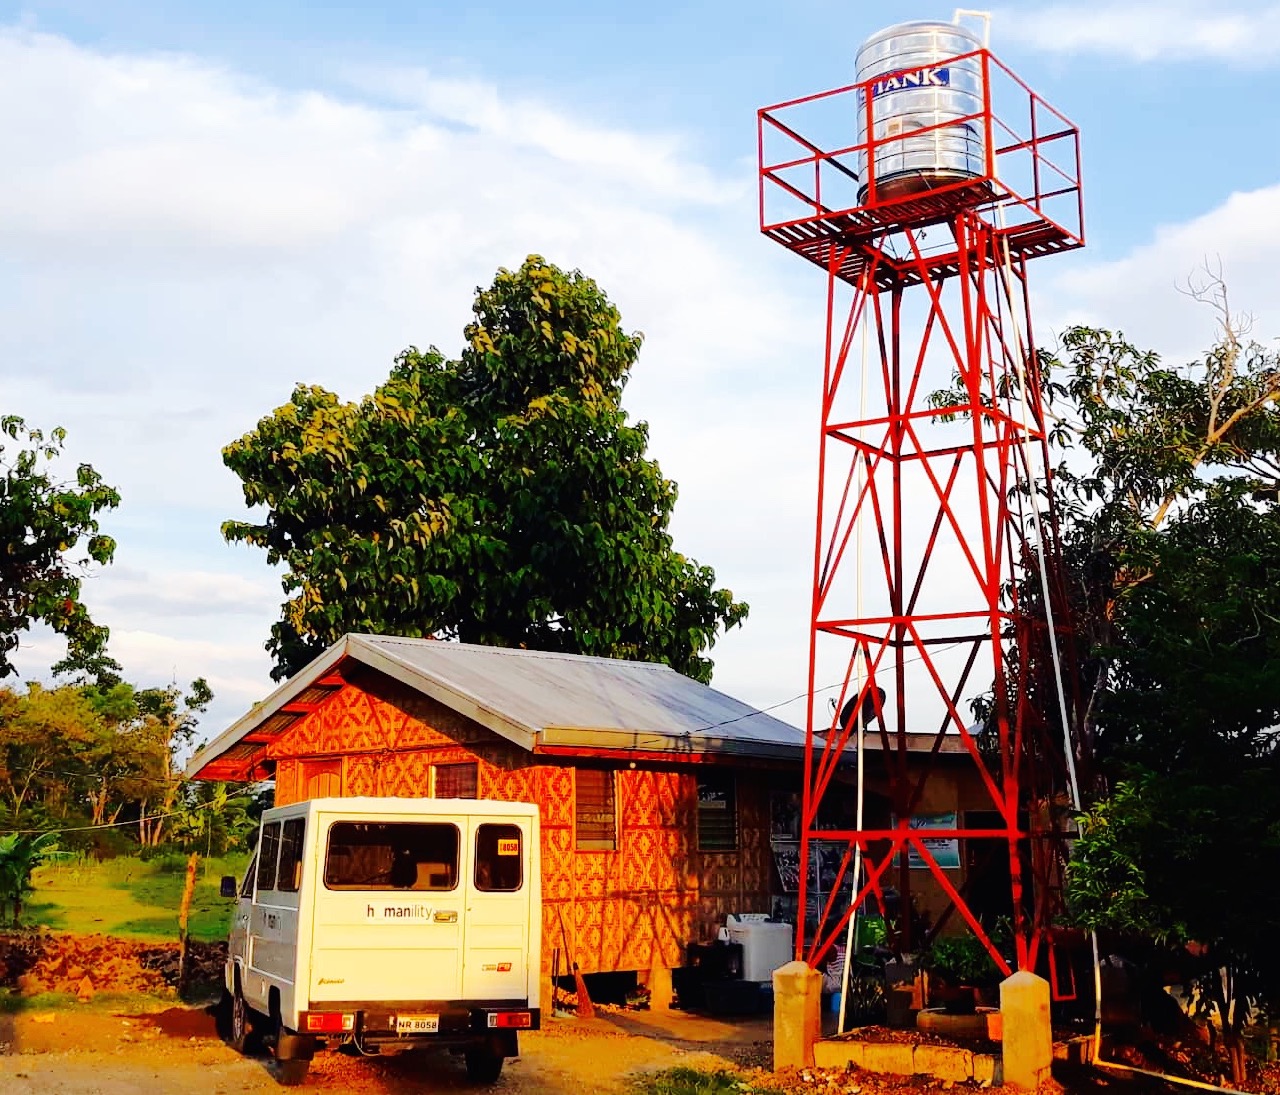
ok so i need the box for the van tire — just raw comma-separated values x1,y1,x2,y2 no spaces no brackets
274,1058,310,1086
229,983,263,1056
464,1047,504,1085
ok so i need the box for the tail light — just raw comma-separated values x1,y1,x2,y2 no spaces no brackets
487,1011,532,1029
302,1011,355,1033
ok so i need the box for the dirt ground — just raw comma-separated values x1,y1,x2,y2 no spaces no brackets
0,999,1275,1095
0,1002,777,1094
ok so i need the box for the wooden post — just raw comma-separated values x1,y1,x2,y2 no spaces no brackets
177,852,199,992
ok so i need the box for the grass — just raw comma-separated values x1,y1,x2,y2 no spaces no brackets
0,989,176,1015
25,852,251,944
632,1068,784,1095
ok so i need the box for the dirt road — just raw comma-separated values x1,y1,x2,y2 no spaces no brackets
0,1003,775,1094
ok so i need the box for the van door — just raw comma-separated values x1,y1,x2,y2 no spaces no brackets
228,852,257,987
309,817,466,1004
248,817,304,1014
461,818,533,1002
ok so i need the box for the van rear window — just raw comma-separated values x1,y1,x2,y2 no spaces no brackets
324,822,460,891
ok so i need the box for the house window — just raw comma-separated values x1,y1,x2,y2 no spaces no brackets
434,761,478,799
697,771,738,852
575,768,617,851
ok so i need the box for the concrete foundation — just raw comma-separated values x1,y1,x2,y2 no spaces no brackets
772,960,821,1070
1000,971,1052,1089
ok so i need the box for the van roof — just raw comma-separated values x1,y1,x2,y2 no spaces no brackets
264,796,540,821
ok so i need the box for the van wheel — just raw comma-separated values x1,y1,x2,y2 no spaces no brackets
464,1047,504,1085
274,1058,310,1087
229,985,262,1056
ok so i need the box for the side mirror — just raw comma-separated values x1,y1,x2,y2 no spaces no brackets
220,875,238,898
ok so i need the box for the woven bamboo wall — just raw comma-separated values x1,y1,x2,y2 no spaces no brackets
267,679,774,975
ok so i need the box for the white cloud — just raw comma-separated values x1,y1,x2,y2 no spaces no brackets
997,3,1280,63
0,25,816,734
1037,182,1280,360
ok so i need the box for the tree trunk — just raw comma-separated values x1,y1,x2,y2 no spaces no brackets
176,852,198,993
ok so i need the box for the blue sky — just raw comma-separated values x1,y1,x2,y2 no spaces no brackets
6,1,1280,747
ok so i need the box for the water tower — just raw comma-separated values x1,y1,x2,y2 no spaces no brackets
758,18,1086,989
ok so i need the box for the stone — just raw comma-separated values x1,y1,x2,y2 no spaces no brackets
813,1037,865,1069
76,975,95,1002
1000,971,1052,1090
859,1041,915,1075
973,1054,999,1086
913,1044,974,1082
646,963,673,1011
773,961,822,1071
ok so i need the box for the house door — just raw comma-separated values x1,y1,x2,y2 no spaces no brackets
302,760,342,799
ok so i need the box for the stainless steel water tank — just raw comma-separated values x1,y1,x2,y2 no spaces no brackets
855,21,985,202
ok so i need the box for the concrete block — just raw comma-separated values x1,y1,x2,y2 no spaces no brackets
913,1044,974,1081
813,1037,865,1069
1000,971,1052,1090
773,961,822,1071
860,1041,916,1075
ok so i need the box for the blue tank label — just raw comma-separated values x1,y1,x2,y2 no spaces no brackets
858,66,951,101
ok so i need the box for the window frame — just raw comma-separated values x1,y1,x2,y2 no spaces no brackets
696,770,739,853
474,823,524,893
433,761,479,800
276,817,306,893
574,767,618,852
322,820,462,892
256,821,282,892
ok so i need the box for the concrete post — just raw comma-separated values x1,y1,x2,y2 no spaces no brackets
646,963,674,1011
1000,971,1052,1089
773,960,822,1071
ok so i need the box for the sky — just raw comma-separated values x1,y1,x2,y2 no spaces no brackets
5,0,1280,753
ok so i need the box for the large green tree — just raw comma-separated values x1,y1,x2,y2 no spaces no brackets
1039,300,1280,1084
224,256,747,681
0,416,119,677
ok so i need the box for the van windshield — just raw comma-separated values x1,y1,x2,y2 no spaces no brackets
324,822,460,891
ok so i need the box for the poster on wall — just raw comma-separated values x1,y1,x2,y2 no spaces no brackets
771,841,801,893
901,812,961,870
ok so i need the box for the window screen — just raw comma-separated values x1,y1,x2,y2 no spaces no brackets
697,772,738,852
575,769,617,850
324,821,459,891
475,824,523,892
434,762,478,799
256,821,281,891
277,818,305,893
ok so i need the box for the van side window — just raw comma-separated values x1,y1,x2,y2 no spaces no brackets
240,853,258,898
324,822,459,891
277,818,305,893
257,821,281,892
475,824,522,892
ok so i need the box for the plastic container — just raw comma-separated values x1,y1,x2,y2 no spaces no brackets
725,914,795,983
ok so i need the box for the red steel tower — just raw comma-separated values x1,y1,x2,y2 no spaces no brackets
758,22,1085,986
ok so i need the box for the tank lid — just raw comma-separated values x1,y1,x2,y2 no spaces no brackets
856,19,983,54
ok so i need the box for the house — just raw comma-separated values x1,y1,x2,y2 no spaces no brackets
187,634,1002,989
186,633,817,992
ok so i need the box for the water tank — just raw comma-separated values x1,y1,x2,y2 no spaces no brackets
725,914,794,982
855,20,986,202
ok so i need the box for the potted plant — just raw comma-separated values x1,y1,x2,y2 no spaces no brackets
923,934,1001,1014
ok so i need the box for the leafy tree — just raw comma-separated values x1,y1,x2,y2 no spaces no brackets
223,256,747,681
0,415,119,676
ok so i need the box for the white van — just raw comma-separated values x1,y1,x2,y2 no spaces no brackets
219,796,541,1086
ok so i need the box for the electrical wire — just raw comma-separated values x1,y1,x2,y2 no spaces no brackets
0,796,222,837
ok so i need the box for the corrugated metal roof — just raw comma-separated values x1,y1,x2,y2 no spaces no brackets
186,634,812,781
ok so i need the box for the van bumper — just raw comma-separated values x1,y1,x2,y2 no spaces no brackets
300,1001,540,1053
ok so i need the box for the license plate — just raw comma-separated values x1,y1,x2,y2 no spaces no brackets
395,1014,440,1034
